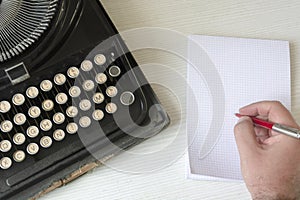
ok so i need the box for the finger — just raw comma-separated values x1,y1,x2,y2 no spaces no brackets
254,126,269,137
239,101,297,126
234,116,261,160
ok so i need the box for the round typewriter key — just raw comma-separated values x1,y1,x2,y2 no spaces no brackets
28,106,41,118
55,93,68,105
13,133,26,145
109,65,121,77
95,73,107,84
54,73,66,85
82,80,95,91
13,113,26,126
93,92,104,104
120,91,135,106
40,80,53,92
66,106,78,118
0,140,12,153
66,122,78,134
27,126,39,138
67,66,80,78
81,60,93,72
69,86,81,98
53,112,65,125
53,129,65,141
105,102,117,114
94,54,106,65
0,157,12,169
13,150,26,162
79,116,91,128
79,99,91,111
27,143,39,155
40,136,53,148
40,119,52,131
42,99,54,111
26,86,39,99
106,86,118,98
0,100,11,113
92,109,104,121
0,120,13,133
12,93,25,106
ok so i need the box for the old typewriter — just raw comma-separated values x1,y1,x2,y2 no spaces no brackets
0,0,169,199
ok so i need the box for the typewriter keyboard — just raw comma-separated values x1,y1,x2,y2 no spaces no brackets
0,52,136,170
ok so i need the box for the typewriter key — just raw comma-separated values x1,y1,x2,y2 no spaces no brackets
40,119,52,131
0,100,11,113
92,109,104,121
66,106,78,118
69,86,81,98
120,91,135,106
12,93,25,106
82,80,95,92
66,122,78,134
81,60,93,71
0,140,12,152
0,157,12,169
79,99,91,111
27,143,39,155
95,73,107,84
40,80,53,92
13,150,26,162
67,66,80,78
93,92,104,104
26,86,39,99
55,93,68,105
13,133,26,145
105,103,117,114
53,129,65,141
40,136,53,148
42,99,54,111
53,112,65,125
0,120,13,133
54,73,66,85
109,65,121,77
13,113,26,125
106,86,118,98
27,126,39,138
79,116,91,128
94,54,106,65
28,106,41,118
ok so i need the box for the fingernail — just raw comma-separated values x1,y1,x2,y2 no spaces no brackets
237,116,250,123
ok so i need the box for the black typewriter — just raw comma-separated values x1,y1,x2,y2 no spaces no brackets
0,0,169,199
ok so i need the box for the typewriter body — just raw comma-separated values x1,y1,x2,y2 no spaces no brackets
0,0,169,199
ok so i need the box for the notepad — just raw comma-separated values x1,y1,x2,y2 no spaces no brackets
186,35,291,181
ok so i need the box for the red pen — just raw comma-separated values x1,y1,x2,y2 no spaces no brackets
235,113,300,139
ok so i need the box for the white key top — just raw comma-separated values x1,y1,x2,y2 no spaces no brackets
13,133,26,145
66,106,78,118
0,100,11,113
120,91,135,105
109,65,121,77
27,143,39,155
53,112,65,124
53,129,65,141
0,120,13,133
105,102,117,114
13,150,26,162
12,93,25,106
40,80,53,92
54,73,66,85
42,99,54,111
66,122,78,134
56,93,68,104
95,73,107,84
106,86,118,98
79,99,91,111
0,140,12,152
28,106,41,118
92,109,104,121
13,113,26,125
26,86,39,99
69,86,81,98
82,80,95,91
40,136,53,148
79,116,91,128
27,126,39,138
40,119,52,131
93,92,104,104
81,60,93,71
94,54,106,65
0,157,12,169
67,66,80,78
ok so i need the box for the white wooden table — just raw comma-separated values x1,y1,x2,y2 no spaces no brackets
41,1,300,199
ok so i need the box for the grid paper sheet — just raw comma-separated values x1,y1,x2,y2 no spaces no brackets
187,35,291,181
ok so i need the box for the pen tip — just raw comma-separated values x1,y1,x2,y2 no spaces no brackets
235,113,242,118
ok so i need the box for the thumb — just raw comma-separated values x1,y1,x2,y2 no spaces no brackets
234,116,260,160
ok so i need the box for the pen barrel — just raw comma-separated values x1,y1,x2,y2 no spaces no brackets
273,124,300,139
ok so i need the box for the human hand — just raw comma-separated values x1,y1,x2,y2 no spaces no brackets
234,101,300,200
